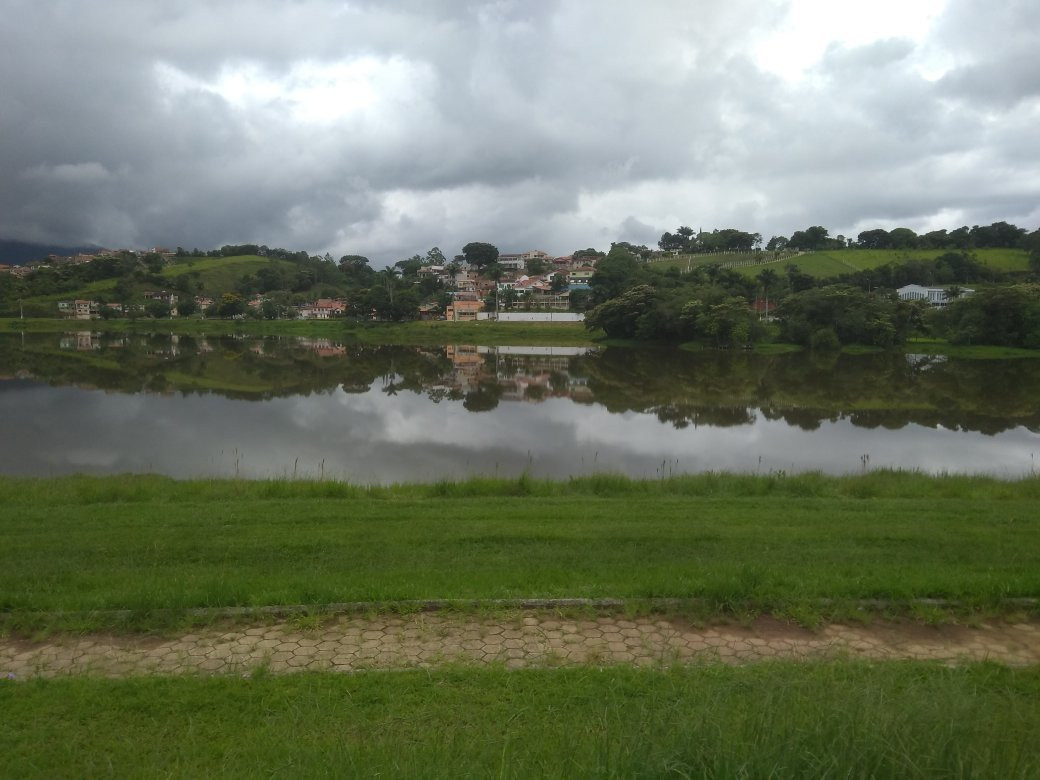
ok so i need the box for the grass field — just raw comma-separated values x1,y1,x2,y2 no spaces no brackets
3,663,1039,777
2,472,1038,632
4,472,1038,774
647,252,770,273
19,255,298,305
649,248,1033,280
904,338,1040,359
763,247,1032,279
163,254,302,295
2,316,601,345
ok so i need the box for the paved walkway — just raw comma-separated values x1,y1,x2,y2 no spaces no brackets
3,614,1039,677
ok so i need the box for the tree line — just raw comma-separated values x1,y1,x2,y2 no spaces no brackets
657,220,1040,255
586,239,1040,350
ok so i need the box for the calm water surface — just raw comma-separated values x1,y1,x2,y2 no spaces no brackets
1,332,1037,481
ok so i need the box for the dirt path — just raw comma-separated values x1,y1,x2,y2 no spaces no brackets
4,614,1038,678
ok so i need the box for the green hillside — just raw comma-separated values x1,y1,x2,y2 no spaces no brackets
23,255,305,304
648,252,764,273
727,248,1031,280
649,248,1030,280
164,255,295,291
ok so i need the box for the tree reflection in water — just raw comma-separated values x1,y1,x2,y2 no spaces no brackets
1,333,1038,435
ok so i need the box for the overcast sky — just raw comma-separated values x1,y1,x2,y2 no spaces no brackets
1,0,1037,265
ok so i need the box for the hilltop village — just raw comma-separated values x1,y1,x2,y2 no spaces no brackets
0,243,603,323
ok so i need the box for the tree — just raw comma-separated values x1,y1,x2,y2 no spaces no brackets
756,268,779,318
788,226,830,251
497,286,519,310
776,285,905,348
785,263,815,293
142,253,165,274
888,228,918,249
113,277,134,302
658,232,683,253
568,288,593,312
584,285,657,338
680,297,761,347
366,278,420,321
611,241,653,260
462,242,499,269
260,299,283,320
425,247,446,266
339,255,370,272
1024,229,1040,275
526,257,548,276
176,299,197,317
933,284,1040,347
572,248,605,262
395,256,423,278
218,293,246,318
766,235,788,252
550,272,569,293
484,262,504,283
145,300,171,319
589,245,643,303
463,379,503,412
857,229,891,249
970,221,1026,248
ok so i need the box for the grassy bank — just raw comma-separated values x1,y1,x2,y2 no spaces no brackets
7,318,1040,356
904,338,1040,359
3,663,1039,777
2,472,1038,632
1,317,600,345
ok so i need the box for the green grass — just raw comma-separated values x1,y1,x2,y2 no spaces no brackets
1,316,601,345
648,252,768,272
18,255,297,304
1,472,1038,632
647,248,1031,280
163,255,295,292
3,663,1039,777
904,338,1040,359
767,248,1032,279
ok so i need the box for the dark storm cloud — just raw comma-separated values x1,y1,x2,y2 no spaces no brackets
0,0,1037,263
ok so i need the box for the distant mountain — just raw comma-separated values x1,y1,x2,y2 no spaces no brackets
0,239,101,265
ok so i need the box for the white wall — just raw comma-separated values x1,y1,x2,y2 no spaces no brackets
476,312,585,322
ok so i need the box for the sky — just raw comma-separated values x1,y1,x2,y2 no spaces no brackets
5,380,1037,480
1,0,1038,265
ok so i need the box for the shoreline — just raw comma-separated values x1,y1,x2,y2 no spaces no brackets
5,317,1039,357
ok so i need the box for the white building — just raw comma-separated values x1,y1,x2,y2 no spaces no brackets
896,284,974,308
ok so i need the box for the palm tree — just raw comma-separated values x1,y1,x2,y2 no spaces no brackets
756,268,779,319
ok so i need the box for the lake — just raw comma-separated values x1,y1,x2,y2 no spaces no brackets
1,331,1037,481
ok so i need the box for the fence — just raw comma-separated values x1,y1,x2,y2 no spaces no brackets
476,312,585,322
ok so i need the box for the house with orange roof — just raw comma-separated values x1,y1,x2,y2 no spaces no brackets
298,298,347,319
446,292,484,321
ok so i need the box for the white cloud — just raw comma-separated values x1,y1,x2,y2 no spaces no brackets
753,0,948,82
22,161,115,184
0,0,1037,260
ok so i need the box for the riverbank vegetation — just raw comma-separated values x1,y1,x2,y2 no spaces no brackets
2,316,599,345
3,219,1037,351
586,236,1040,350
4,662,1039,777
2,471,1038,633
